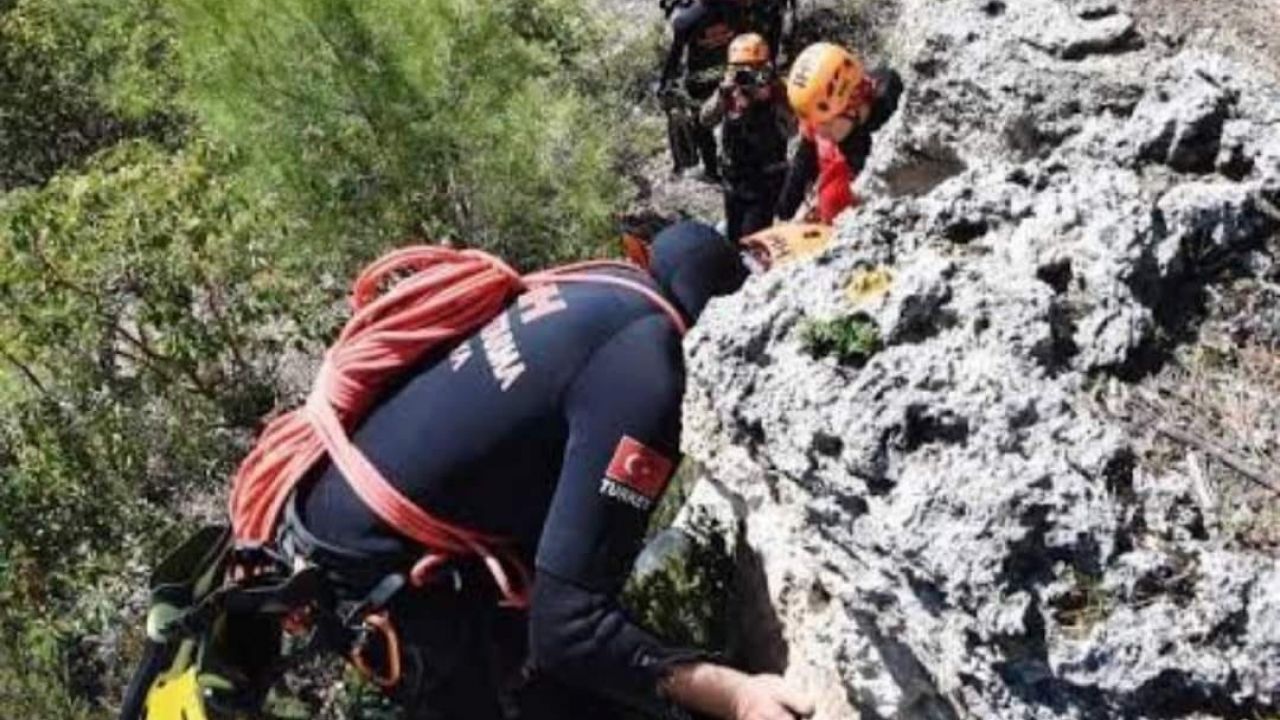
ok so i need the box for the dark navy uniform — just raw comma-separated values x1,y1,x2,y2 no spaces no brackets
296,222,747,719
660,0,748,179
743,0,793,61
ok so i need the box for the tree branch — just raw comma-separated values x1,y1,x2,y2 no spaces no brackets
28,232,222,402
0,344,52,398
193,263,251,378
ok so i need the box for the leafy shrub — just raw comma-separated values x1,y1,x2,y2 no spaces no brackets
626,461,736,655
0,627,97,720
623,514,735,653
0,0,181,191
0,137,336,588
0,139,339,716
0,2,658,716
799,312,884,366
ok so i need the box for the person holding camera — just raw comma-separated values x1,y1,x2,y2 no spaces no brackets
699,33,794,242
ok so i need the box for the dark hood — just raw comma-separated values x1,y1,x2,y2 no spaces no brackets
648,220,749,324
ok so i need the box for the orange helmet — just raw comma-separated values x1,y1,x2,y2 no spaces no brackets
786,42,865,124
728,33,770,66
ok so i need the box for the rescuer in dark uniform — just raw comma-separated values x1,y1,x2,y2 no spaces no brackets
742,0,793,61
291,222,815,720
658,0,749,182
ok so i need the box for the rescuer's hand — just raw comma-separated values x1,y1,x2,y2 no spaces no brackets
729,673,815,720
662,663,815,720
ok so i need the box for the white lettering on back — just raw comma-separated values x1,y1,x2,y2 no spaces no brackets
518,285,568,325
480,313,525,391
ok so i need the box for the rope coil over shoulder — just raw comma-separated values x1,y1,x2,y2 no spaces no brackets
229,247,686,609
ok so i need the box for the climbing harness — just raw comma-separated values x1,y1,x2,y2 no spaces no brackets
119,523,407,720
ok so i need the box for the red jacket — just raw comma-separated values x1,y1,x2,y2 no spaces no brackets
810,123,858,224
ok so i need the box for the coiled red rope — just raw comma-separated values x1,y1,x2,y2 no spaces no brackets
229,247,685,608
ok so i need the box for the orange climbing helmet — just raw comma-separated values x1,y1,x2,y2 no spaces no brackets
786,42,865,124
728,32,770,66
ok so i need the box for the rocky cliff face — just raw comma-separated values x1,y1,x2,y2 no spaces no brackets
679,1,1280,717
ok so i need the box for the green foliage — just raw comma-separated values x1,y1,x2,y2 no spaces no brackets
799,312,884,366
0,139,333,597
627,462,736,659
570,10,666,107
0,0,182,190
331,668,404,720
623,513,736,653
0,626,97,720
170,0,624,270
0,1,655,715
0,139,339,716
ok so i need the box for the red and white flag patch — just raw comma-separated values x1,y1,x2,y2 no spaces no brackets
605,436,674,500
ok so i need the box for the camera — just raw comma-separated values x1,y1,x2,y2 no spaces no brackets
732,68,767,87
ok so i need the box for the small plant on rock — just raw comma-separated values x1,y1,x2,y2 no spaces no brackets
799,312,884,366
1051,568,1113,639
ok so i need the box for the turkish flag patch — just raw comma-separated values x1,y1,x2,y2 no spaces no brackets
605,436,674,500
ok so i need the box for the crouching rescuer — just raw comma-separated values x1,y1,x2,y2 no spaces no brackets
123,222,815,720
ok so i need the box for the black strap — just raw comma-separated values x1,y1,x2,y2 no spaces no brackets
160,565,327,640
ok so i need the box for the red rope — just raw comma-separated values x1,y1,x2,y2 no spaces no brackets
229,248,684,608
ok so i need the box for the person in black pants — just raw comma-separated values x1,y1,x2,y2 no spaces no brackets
742,0,793,61
700,33,793,241
658,0,749,182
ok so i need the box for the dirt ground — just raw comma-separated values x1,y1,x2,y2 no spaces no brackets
1123,0,1280,554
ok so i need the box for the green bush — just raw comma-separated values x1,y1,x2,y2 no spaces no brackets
0,138,335,590
0,139,339,716
623,513,735,653
0,1,656,715
799,312,884,366
0,627,97,720
0,0,181,191
626,461,736,655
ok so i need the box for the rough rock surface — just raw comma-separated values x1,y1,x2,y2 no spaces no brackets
679,1,1280,718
